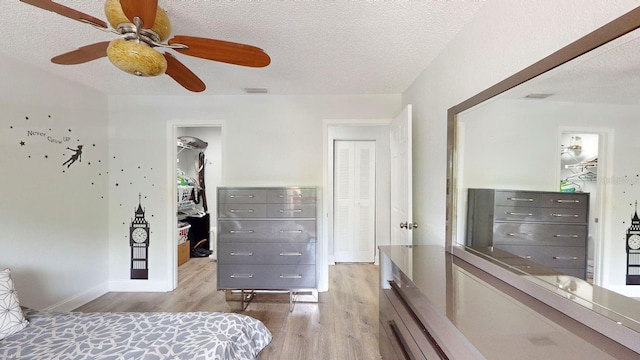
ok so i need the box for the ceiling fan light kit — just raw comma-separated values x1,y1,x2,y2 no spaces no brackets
20,0,271,92
107,38,167,77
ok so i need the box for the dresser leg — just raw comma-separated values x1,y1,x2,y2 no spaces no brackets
225,289,256,311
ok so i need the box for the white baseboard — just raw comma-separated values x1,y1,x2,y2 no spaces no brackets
44,282,109,312
109,280,172,292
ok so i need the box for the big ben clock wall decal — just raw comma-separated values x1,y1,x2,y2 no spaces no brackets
130,194,150,280
626,202,640,285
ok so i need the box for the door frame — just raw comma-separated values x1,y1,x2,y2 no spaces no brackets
557,126,613,286
166,119,225,290
323,119,391,271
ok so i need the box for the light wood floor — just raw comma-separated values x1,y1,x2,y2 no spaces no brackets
75,258,382,360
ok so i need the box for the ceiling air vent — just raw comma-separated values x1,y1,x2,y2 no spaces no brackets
244,88,269,94
525,93,553,99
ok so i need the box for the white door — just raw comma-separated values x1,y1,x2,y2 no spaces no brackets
334,140,376,262
390,105,414,245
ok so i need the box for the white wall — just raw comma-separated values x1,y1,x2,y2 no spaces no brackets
405,0,639,247
0,53,109,310
107,95,401,292
403,0,640,296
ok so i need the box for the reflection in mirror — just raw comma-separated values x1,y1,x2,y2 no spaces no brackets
446,6,640,343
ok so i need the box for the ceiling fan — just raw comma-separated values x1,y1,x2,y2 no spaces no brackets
19,0,271,92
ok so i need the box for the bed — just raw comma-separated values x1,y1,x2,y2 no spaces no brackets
0,269,272,359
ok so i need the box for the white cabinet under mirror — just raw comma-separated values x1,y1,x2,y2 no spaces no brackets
446,6,640,353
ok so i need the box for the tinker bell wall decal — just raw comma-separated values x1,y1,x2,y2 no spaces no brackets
62,145,83,168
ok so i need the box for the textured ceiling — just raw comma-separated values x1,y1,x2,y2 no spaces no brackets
0,0,486,96
501,27,640,106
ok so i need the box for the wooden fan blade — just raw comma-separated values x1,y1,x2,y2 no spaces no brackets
20,0,107,28
168,36,271,68
119,0,157,29
164,53,206,92
51,42,110,65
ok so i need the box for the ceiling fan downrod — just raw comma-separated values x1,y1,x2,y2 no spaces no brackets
115,17,160,46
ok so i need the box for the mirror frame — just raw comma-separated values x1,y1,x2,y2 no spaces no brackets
445,6,640,351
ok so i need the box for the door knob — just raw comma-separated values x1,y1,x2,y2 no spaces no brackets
400,222,418,230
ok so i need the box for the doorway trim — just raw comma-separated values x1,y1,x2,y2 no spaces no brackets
557,126,613,286
167,119,226,290
323,119,391,272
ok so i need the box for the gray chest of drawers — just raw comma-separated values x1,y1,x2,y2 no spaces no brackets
466,188,589,279
216,187,317,290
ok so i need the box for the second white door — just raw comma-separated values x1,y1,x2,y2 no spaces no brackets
334,140,376,263
390,105,413,246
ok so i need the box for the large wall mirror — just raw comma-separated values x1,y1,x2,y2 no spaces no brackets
446,6,640,345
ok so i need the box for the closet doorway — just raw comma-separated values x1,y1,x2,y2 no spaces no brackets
170,122,223,289
559,129,609,284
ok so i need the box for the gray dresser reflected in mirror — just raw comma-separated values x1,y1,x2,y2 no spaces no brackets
466,188,589,280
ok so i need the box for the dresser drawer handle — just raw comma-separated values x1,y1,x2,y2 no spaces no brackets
280,229,303,233
507,197,534,202
555,199,580,203
554,234,579,238
229,209,254,213
551,213,579,218
229,252,253,256
229,230,254,234
506,232,532,237
229,195,254,198
506,212,533,216
279,209,303,213
279,274,302,279
279,194,302,198
280,252,303,256
553,256,578,260
230,274,253,278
